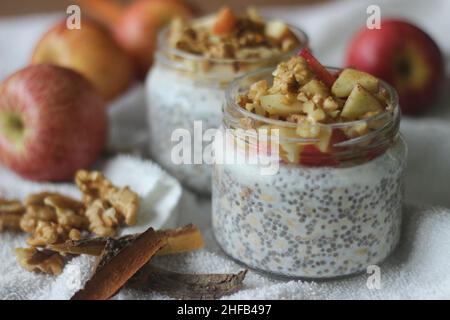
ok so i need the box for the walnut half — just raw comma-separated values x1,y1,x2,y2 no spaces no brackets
75,170,139,226
85,199,120,237
26,221,80,246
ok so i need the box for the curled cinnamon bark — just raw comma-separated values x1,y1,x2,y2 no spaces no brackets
128,266,248,300
50,224,204,257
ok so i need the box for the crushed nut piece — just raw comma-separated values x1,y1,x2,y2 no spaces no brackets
270,56,314,95
248,80,269,103
44,195,87,229
103,186,138,226
25,192,60,206
239,187,252,199
27,221,67,246
75,170,112,204
69,228,82,241
16,247,64,275
75,170,139,226
20,204,57,233
0,198,25,231
85,200,119,237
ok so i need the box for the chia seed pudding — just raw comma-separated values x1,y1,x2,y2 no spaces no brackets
145,8,308,194
212,54,407,278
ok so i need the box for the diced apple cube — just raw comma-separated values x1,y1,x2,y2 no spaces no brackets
260,94,303,116
264,126,302,164
246,7,264,23
316,127,333,153
300,79,330,98
296,122,320,138
341,85,384,119
265,20,291,40
280,141,303,164
331,69,379,98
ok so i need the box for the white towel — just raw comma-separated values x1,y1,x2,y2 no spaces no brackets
1,0,450,299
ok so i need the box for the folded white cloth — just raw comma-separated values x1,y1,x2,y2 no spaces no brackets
1,0,450,300
2,198,450,300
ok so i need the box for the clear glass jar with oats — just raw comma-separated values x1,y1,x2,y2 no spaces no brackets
212,52,407,278
145,8,308,194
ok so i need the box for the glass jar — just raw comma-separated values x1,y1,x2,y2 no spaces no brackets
145,26,308,194
212,68,407,278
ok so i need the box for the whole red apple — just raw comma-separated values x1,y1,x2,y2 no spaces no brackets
346,20,444,115
0,65,108,181
113,0,192,77
31,19,135,101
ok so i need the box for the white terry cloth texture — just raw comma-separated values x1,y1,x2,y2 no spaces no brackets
1,0,450,299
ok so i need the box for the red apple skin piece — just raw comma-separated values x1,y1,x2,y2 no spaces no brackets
346,19,444,115
113,0,193,78
299,48,336,88
31,19,135,101
212,7,237,35
300,145,339,167
0,65,108,182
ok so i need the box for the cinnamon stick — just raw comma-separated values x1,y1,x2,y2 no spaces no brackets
71,227,166,300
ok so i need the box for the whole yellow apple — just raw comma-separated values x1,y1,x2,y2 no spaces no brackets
113,0,193,77
31,19,135,101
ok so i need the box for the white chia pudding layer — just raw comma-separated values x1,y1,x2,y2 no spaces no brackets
146,66,223,194
212,141,406,278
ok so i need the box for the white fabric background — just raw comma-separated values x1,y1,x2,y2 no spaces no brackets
1,0,450,299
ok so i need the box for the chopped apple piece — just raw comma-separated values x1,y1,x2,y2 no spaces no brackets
316,127,333,153
296,123,320,138
260,94,303,116
274,127,303,164
331,69,379,98
280,142,303,164
246,7,264,23
265,20,291,40
341,85,384,119
300,79,330,97
212,7,237,35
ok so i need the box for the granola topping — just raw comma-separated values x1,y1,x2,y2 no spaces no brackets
233,52,395,165
238,56,391,126
168,7,301,60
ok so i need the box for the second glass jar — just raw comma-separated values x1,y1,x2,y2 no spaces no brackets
146,27,308,194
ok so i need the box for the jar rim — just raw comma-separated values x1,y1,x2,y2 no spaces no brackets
155,22,309,66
